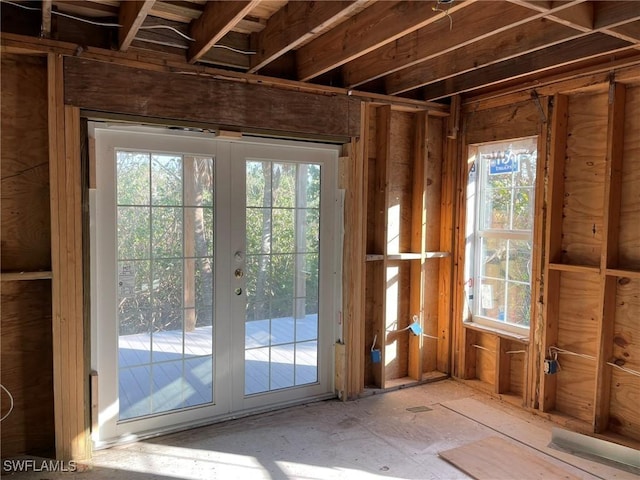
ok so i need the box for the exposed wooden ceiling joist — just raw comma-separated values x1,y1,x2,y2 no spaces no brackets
295,0,473,82
343,1,539,88
248,0,366,74
386,18,582,95
41,0,52,38
188,0,260,63
2,0,639,104
119,0,156,51
422,33,633,100
607,21,640,44
386,0,640,95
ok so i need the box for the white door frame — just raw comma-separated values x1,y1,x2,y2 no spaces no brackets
90,124,340,448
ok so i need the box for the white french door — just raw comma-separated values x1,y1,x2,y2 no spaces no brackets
92,126,339,447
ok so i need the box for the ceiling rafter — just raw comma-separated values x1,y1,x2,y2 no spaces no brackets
384,0,640,96
248,0,366,74
606,21,640,44
343,1,539,88
421,33,633,101
188,0,261,64
119,0,156,51
41,0,52,38
385,18,582,95
295,0,473,82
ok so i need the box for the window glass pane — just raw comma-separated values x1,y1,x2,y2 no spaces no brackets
273,163,296,208
513,188,534,230
305,209,320,253
513,149,537,188
184,156,213,207
271,317,295,345
118,207,150,260
245,347,270,395
246,208,269,255
184,207,213,257
119,365,151,420
478,277,505,321
117,152,150,205
152,207,183,258
184,357,213,407
507,240,532,283
246,161,271,208
152,259,183,310
305,165,321,209
272,208,295,253
481,188,511,230
152,154,182,205
270,345,295,390
295,341,318,386
507,282,531,327
480,237,507,279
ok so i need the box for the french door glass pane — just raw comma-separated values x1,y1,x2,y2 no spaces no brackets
117,151,214,421
244,160,320,395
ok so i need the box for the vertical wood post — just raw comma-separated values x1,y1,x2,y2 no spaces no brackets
341,101,368,399
47,53,89,461
594,82,626,432
438,116,458,374
376,105,391,389
408,112,428,380
527,95,551,409
540,94,569,413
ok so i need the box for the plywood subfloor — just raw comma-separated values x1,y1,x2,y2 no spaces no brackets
440,436,581,480
4,380,635,479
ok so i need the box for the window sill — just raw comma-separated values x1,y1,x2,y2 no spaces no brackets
463,320,529,343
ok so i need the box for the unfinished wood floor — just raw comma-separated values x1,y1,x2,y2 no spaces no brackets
4,380,637,480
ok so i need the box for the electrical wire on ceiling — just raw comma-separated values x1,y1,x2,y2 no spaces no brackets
432,0,454,31
3,0,122,26
138,25,195,42
3,0,256,55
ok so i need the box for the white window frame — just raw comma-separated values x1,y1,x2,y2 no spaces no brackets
465,136,537,337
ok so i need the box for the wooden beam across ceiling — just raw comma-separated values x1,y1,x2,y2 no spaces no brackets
295,0,473,82
41,0,52,38
118,0,156,51
248,0,366,74
607,21,640,44
343,1,539,88
188,0,260,64
421,33,633,101
385,0,640,96
385,17,582,95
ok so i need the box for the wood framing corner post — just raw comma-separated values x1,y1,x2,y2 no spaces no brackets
339,102,368,399
47,53,90,461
